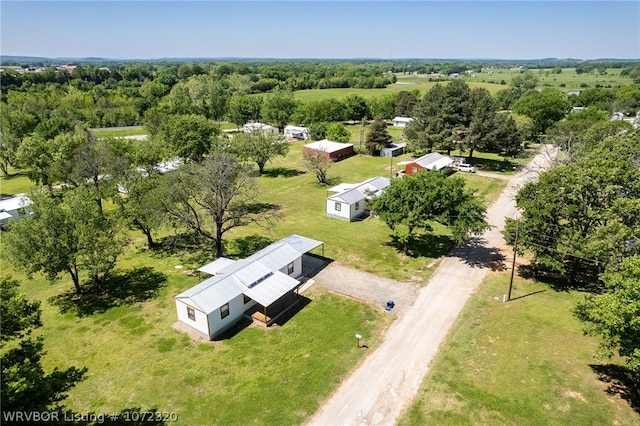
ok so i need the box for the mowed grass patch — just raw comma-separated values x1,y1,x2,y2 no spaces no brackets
91,127,147,138
5,240,391,426
398,271,640,426
0,165,35,196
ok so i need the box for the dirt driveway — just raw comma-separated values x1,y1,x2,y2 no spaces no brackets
305,260,421,319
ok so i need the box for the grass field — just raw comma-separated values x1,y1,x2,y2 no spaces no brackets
0,165,33,197
0,140,512,424
293,68,635,102
398,270,640,425
8,252,392,425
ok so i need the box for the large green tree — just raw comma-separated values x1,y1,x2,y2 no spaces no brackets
236,130,290,174
159,154,279,258
574,256,640,375
504,134,640,282
365,115,392,154
373,170,489,255
5,187,129,294
1,277,87,412
513,87,569,137
325,122,351,143
261,90,298,130
156,113,220,162
115,173,167,248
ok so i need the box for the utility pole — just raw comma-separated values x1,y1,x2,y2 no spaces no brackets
507,219,520,301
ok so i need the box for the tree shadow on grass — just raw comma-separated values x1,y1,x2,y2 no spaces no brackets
229,234,275,258
518,265,602,293
590,364,640,413
151,232,214,268
467,157,516,172
385,233,455,259
49,267,167,317
262,167,305,178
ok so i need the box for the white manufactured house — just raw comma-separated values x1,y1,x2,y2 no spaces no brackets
0,194,33,224
326,176,390,221
392,117,414,128
243,122,279,134
283,125,310,140
174,234,323,340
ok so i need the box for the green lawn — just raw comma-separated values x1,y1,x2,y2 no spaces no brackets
398,271,640,425
0,165,34,196
231,141,509,283
91,127,147,138
1,140,509,424
6,248,391,425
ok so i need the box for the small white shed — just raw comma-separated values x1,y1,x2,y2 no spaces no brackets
326,176,390,221
392,117,414,128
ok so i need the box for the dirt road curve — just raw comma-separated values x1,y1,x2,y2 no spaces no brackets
307,145,557,426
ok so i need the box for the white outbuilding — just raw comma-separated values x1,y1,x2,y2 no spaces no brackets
326,176,390,221
392,117,414,128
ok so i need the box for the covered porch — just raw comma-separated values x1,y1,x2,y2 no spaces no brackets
244,286,301,326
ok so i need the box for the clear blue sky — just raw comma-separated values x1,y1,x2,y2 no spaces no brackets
1,1,638,60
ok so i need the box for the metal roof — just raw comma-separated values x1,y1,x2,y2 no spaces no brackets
327,176,390,204
197,257,236,275
176,235,323,313
413,153,454,170
356,176,390,193
279,234,324,255
243,271,300,307
246,242,302,272
304,140,354,154
328,188,366,204
175,274,245,313
0,194,32,212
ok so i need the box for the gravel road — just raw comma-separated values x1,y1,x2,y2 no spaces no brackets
306,145,557,426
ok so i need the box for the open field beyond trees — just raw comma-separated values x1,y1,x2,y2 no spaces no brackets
293,68,635,102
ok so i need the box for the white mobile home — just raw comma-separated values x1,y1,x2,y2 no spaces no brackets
284,125,310,140
326,176,390,221
0,194,33,224
243,122,279,134
174,234,323,340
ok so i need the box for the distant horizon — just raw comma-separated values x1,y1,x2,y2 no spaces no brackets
1,1,638,60
2,55,639,64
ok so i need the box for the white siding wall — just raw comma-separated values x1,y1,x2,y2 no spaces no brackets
175,300,210,338
326,199,351,220
278,256,303,279
209,294,247,338
350,200,366,220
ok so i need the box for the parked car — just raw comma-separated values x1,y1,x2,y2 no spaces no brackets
457,164,475,173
